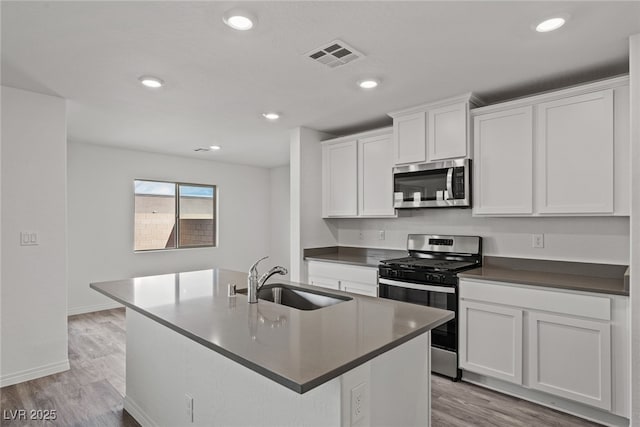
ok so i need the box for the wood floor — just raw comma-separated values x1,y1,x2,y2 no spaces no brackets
1,308,602,427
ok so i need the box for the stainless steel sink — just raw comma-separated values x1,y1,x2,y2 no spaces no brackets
237,284,351,311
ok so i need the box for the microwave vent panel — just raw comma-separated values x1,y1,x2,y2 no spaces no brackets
305,39,364,69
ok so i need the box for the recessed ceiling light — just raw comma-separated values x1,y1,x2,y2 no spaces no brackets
357,79,379,89
223,9,256,31
262,112,280,120
535,17,566,33
209,145,221,151
138,75,164,88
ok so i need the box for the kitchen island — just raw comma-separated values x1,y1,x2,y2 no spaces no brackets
91,268,453,427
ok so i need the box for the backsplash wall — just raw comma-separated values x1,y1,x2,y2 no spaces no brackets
336,209,630,265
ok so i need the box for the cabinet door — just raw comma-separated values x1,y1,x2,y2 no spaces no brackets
341,280,378,297
358,134,396,217
528,312,611,410
535,90,614,214
322,140,358,217
459,300,523,384
428,102,467,161
473,107,533,215
393,112,426,165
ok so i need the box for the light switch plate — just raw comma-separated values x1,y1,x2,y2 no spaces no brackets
20,231,38,246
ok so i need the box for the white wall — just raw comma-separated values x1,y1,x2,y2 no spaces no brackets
1,86,69,386
337,210,629,265
269,166,290,278
290,127,338,281
67,142,271,315
629,33,639,426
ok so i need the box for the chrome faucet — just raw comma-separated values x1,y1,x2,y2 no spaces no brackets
247,256,288,304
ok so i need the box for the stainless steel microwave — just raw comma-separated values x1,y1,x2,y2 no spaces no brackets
393,158,471,208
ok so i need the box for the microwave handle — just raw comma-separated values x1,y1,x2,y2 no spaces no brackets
446,168,454,200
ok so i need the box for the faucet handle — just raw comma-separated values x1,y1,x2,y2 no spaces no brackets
249,256,269,274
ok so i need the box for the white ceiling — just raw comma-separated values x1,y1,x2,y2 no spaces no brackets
2,1,639,168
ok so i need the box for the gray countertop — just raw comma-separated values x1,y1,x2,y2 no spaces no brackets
304,246,407,267
90,268,453,394
459,256,629,296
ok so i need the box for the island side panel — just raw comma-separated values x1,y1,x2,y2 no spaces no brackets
124,308,342,427
368,333,431,427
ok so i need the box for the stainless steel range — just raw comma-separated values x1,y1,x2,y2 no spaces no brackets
378,234,482,380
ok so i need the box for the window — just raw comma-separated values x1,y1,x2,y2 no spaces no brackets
134,180,216,251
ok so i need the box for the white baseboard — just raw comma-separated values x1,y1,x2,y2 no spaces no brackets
124,395,158,427
0,359,70,388
67,301,122,316
462,371,630,427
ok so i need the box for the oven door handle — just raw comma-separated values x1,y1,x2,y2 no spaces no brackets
378,278,455,294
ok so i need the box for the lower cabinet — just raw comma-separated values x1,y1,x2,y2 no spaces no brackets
307,261,378,297
459,300,523,384
459,279,628,417
528,312,611,410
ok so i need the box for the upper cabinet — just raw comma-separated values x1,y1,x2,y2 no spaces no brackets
473,107,533,215
322,128,396,218
535,90,613,214
322,139,358,217
392,112,426,164
389,93,482,166
472,76,629,217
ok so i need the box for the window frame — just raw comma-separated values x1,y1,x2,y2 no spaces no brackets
133,179,217,252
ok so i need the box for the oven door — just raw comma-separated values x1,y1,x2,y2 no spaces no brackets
378,278,457,352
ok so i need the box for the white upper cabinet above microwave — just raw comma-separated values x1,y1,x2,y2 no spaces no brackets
322,128,396,218
388,93,482,166
472,76,629,217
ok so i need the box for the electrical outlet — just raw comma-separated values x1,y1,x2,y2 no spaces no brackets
532,234,544,248
351,382,366,425
185,394,194,423
378,230,385,240
358,231,364,240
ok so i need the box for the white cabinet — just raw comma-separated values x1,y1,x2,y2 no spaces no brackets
428,101,468,161
322,128,395,218
389,93,479,166
473,107,533,215
322,139,358,217
535,90,614,214
307,261,378,297
459,278,628,416
528,312,611,410
392,112,426,164
358,134,395,217
472,76,629,217
459,300,523,384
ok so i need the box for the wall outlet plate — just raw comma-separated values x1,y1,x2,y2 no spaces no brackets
350,382,366,425
532,234,544,248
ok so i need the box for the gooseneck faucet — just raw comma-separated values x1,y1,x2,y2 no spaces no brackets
247,256,288,304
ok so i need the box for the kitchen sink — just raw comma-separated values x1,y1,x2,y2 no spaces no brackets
237,284,351,311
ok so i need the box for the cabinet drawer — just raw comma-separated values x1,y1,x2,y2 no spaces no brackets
341,280,378,297
459,279,611,321
307,261,378,285
308,275,340,290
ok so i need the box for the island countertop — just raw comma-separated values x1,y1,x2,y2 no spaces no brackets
90,268,453,394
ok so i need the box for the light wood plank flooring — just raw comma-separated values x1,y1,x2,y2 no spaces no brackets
1,308,602,427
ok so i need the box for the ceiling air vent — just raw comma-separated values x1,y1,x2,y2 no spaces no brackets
305,39,364,69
